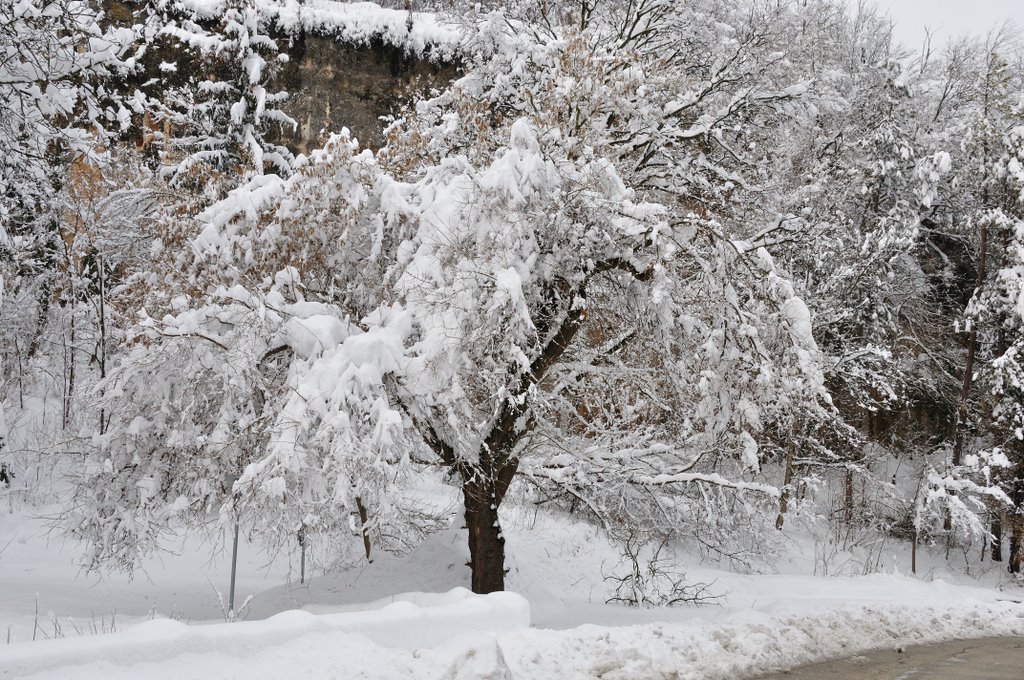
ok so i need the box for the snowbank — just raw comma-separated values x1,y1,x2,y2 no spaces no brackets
0,588,529,679
500,600,1024,679
1,595,1021,679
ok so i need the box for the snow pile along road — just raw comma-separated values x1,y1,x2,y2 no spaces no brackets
501,600,1024,679
1,588,1022,680
0,589,529,680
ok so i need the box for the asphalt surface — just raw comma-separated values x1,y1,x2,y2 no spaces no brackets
754,636,1024,679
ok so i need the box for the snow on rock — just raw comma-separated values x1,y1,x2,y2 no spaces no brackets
177,0,461,56
0,589,529,679
273,0,462,57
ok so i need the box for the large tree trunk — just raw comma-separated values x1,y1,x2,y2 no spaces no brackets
462,450,520,594
464,476,507,594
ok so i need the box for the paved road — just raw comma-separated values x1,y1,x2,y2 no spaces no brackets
755,637,1024,679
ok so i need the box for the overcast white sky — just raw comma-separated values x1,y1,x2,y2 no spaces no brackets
873,0,1022,50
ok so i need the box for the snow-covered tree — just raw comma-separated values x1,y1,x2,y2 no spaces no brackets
1,0,144,480
0,0,136,346
0,0,136,232
69,134,412,570
963,116,1024,570
140,0,295,191
769,15,946,537
73,1,844,592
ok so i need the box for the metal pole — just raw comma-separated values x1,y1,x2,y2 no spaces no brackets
225,473,240,614
229,520,240,612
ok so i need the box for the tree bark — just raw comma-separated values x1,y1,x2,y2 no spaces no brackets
844,468,854,526
64,314,77,430
911,527,918,575
990,511,1003,562
356,496,372,562
97,254,108,435
1011,463,1024,574
1009,518,1021,574
464,475,507,594
462,443,520,594
776,429,795,530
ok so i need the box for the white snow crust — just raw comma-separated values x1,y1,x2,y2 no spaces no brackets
177,0,461,56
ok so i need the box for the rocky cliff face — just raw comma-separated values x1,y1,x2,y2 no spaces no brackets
277,31,458,153
103,0,460,153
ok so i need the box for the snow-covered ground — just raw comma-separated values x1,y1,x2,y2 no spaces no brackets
2,486,1022,679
